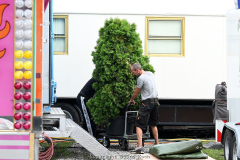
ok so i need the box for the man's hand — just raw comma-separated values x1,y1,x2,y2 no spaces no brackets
129,87,140,105
129,99,135,105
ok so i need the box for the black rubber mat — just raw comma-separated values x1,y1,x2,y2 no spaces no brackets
203,142,223,150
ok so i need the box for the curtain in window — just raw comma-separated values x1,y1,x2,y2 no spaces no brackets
148,20,182,54
53,18,65,52
53,38,65,52
148,40,181,54
53,18,65,36
149,20,182,38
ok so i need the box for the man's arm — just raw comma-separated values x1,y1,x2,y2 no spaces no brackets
129,87,141,105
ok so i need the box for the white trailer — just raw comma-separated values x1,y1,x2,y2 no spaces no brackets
221,3,240,160
50,0,235,129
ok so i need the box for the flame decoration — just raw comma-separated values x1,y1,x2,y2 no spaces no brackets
0,4,10,59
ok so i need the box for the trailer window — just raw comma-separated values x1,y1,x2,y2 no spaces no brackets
145,17,185,57
53,15,68,55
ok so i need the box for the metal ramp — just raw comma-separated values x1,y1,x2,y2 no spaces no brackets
43,108,109,158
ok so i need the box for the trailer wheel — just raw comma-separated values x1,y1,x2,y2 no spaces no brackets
224,129,233,160
53,103,80,125
229,134,240,160
103,137,110,148
123,140,129,151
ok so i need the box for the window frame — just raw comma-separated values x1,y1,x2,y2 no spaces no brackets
145,17,185,57
53,15,68,55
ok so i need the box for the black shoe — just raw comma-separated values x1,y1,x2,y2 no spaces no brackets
130,147,144,154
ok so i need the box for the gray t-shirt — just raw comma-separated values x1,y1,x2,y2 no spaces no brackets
137,71,158,100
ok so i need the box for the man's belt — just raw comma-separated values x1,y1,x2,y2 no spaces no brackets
142,98,158,103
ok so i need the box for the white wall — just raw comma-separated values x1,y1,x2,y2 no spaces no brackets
53,0,235,99
226,10,240,122
53,13,226,99
53,0,235,15
153,16,226,99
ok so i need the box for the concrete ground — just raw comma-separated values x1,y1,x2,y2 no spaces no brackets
105,140,215,160
143,154,215,160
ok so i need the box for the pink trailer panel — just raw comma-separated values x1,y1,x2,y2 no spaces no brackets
0,0,14,116
0,133,30,160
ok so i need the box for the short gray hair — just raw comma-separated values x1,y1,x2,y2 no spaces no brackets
131,63,142,71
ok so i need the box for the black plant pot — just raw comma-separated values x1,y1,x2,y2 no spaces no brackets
106,116,134,136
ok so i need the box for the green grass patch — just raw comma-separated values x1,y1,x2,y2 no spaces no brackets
40,141,79,160
202,141,224,160
202,148,224,160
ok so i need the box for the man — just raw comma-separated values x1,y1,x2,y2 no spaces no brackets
129,63,159,154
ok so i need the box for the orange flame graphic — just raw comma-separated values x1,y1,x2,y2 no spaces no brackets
0,21,10,39
0,48,6,58
0,4,10,59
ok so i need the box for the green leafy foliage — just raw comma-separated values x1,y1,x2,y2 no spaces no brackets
87,18,155,125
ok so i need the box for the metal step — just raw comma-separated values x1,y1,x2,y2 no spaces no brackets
43,107,65,118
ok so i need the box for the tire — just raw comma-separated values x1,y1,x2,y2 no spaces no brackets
53,103,80,125
75,101,97,137
103,137,110,148
73,104,85,127
224,129,233,160
229,134,240,160
142,139,145,147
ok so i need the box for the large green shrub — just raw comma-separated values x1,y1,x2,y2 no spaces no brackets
87,18,155,125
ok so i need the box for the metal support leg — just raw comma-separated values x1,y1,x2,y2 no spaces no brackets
146,125,150,138
34,138,40,160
